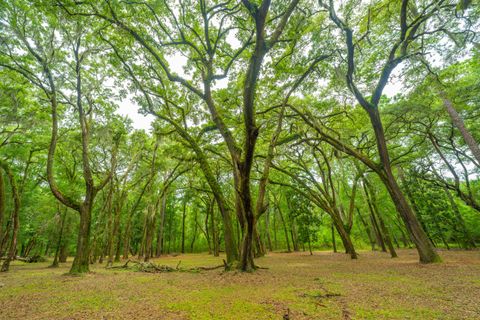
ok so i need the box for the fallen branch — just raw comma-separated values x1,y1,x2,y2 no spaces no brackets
106,259,229,273
0,255,46,263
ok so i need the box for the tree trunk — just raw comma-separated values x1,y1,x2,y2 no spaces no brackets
443,186,476,248
440,92,480,166
362,179,397,258
356,208,375,250
398,170,435,246
278,202,291,252
367,108,440,263
0,163,20,272
107,193,124,266
331,224,337,253
114,229,122,262
190,211,198,253
181,199,186,254
253,225,265,257
265,209,273,251
59,239,68,263
123,213,133,260
433,216,450,250
273,206,278,250
70,203,92,274
144,205,155,262
330,209,357,259
290,216,299,252
155,193,167,257
51,207,67,268
204,197,212,255
307,229,313,255
0,171,5,255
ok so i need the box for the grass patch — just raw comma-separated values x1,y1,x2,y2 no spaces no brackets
0,249,479,319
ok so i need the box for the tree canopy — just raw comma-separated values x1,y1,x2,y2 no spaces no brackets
0,0,479,274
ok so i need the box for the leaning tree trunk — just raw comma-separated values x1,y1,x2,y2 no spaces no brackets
367,108,440,263
356,208,376,251
331,208,357,259
277,202,291,252
362,179,397,258
253,225,266,257
440,92,480,166
444,187,476,249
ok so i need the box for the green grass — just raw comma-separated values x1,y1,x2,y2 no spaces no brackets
1,249,479,319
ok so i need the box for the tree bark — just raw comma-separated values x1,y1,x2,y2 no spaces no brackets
331,224,337,253
155,193,167,257
0,162,20,272
362,178,397,258
356,208,375,250
51,206,67,268
277,201,291,252
443,186,476,249
265,209,273,251
0,171,4,255
70,202,93,274
181,198,187,254
330,208,357,258
367,108,440,263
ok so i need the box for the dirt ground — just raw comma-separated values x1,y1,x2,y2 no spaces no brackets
0,249,479,319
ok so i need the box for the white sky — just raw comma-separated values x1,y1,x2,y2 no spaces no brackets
115,53,187,131
117,100,155,131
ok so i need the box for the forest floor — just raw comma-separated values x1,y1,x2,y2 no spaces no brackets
0,249,479,320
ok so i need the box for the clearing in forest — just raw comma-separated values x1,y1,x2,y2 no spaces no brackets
1,249,479,320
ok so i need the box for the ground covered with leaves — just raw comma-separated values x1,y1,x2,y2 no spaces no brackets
0,249,479,319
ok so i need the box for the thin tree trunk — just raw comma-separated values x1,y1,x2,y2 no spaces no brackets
278,202,291,252
0,162,20,272
307,228,313,255
273,205,278,250
443,186,476,248
156,193,167,257
398,169,435,246
144,205,155,262
356,208,375,250
363,179,397,258
190,211,198,253
181,198,186,254
265,209,273,251
0,171,5,255
331,224,337,253
59,232,69,263
51,207,67,268
370,205,386,252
